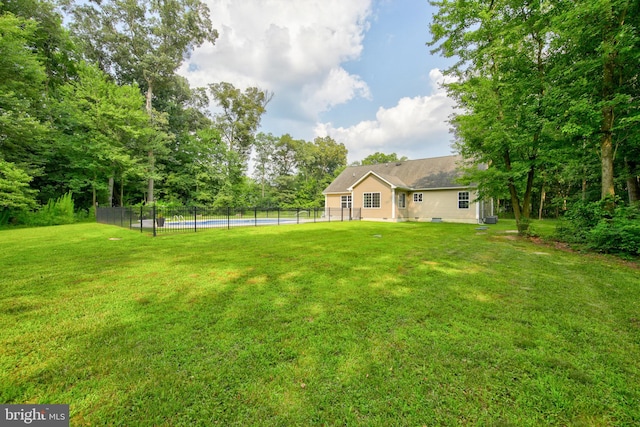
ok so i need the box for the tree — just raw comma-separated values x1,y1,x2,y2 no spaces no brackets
551,0,640,201
0,159,38,212
209,82,273,167
356,152,408,166
67,0,219,202
0,11,49,174
1,0,77,91
253,132,278,201
429,0,561,231
48,62,151,209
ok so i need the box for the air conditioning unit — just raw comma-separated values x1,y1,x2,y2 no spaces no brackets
484,216,498,224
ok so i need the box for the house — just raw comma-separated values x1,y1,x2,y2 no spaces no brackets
323,154,493,224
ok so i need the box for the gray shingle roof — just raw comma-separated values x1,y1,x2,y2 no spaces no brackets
323,155,469,194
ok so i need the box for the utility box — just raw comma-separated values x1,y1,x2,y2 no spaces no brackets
484,216,498,224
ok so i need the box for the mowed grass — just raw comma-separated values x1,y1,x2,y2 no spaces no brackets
1,221,639,426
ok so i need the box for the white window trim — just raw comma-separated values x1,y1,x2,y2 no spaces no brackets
363,192,381,209
458,191,470,209
398,193,406,209
341,195,352,209
413,193,423,203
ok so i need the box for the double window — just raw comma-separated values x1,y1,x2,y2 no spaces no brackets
363,192,381,208
458,191,470,209
413,193,423,203
341,195,352,208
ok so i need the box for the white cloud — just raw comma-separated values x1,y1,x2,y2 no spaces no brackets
180,0,373,120
315,69,457,163
301,67,372,115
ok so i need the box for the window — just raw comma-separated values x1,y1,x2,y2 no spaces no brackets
398,193,406,209
363,192,381,208
458,191,470,209
413,193,423,203
341,195,352,208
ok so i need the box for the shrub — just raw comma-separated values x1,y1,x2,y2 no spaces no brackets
588,220,640,256
557,198,640,256
556,199,606,243
23,192,76,226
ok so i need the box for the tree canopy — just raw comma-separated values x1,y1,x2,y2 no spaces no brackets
429,0,640,230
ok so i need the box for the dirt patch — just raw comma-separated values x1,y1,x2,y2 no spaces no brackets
528,236,640,270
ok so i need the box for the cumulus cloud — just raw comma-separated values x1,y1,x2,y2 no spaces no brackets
180,0,373,120
315,69,458,163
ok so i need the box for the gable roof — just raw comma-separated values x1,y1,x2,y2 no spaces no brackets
324,154,472,194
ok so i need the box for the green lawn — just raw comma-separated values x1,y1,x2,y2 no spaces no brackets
1,221,639,426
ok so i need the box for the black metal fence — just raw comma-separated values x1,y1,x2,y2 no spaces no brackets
96,206,361,236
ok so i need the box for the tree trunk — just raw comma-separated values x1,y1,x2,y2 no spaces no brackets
539,183,546,220
625,158,639,204
601,108,615,200
503,149,523,222
92,175,97,208
148,151,154,203
600,47,616,200
108,176,114,207
146,80,155,203
522,163,536,219
629,176,640,204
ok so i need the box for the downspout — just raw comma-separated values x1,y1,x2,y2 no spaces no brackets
350,189,354,219
476,190,481,224
391,187,396,220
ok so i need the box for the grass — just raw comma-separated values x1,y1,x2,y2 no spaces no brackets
0,220,639,426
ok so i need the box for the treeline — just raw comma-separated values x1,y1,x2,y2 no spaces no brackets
429,0,640,231
0,0,349,225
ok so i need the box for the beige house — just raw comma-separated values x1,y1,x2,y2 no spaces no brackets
323,155,493,224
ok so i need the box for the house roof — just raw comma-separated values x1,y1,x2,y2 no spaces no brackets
324,154,473,194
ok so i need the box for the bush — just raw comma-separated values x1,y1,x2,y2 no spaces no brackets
556,199,607,243
22,192,76,226
588,220,640,256
557,198,640,256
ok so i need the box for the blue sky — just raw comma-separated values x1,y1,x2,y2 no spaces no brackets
181,0,457,163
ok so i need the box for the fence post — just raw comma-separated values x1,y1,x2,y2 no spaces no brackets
254,207,257,226
227,207,231,229
194,206,197,232
140,206,143,232
152,205,156,237
277,207,280,225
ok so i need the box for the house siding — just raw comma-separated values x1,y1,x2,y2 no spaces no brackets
322,155,488,224
396,191,410,221
408,189,478,223
325,193,346,209
352,175,395,220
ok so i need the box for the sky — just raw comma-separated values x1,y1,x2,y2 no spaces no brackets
179,0,458,164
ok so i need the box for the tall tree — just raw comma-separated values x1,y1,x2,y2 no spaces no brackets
0,10,49,182
355,152,408,166
552,0,640,200
48,62,151,209
253,132,278,201
430,0,560,231
66,0,219,202
209,82,273,168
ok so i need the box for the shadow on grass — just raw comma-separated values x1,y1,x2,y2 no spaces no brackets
1,222,639,425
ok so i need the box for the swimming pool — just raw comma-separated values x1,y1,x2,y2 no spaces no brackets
163,217,302,228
